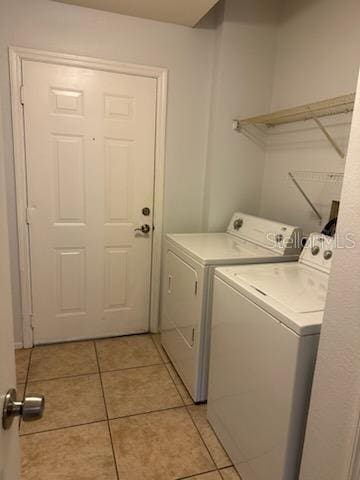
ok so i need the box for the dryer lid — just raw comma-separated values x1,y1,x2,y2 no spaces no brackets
166,233,276,264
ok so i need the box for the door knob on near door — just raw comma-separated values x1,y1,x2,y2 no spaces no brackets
2,388,45,430
134,224,151,234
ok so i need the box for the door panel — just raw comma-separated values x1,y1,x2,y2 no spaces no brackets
22,60,157,343
0,97,20,478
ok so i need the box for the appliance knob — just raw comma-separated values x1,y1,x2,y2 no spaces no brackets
311,246,320,256
233,219,243,230
324,250,333,260
275,234,284,242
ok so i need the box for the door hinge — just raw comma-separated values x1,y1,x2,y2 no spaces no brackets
191,328,195,346
20,85,25,105
194,280,198,295
29,314,35,329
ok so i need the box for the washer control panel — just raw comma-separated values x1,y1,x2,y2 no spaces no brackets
301,233,335,273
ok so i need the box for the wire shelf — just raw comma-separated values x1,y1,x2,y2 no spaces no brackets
290,171,344,184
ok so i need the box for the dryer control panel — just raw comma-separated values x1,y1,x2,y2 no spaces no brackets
300,233,335,273
227,212,302,256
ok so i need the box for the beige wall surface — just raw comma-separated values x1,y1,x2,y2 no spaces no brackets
0,0,217,344
202,0,280,232
259,0,360,234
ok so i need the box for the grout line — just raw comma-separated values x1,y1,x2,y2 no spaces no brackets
94,341,120,480
175,467,220,479
100,361,164,375
19,419,106,437
26,370,100,385
163,362,188,407
30,332,152,352
20,405,188,438
108,405,185,422
158,357,220,472
164,362,195,407
25,361,166,384
218,467,241,480
185,404,220,471
150,333,171,364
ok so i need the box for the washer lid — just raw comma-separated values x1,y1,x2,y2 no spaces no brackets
166,233,277,264
231,263,328,313
215,262,329,335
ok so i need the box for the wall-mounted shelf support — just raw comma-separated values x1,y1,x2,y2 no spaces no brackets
308,108,345,159
288,172,322,223
237,93,354,159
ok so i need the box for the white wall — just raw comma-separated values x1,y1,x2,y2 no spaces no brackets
300,70,360,480
202,0,280,232
0,0,217,344
259,0,360,234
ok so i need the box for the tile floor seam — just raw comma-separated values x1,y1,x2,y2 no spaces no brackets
185,404,224,471
26,371,102,386
19,419,107,437
150,333,170,364
175,467,220,479
32,338,96,348
100,360,165,375
27,369,100,383
163,362,188,408
94,340,120,480
219,467,242,480
107,404,185,422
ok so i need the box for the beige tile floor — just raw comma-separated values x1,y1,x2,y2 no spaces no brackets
15,333,241,480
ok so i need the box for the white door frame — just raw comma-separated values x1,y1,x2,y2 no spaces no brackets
9,46,168,348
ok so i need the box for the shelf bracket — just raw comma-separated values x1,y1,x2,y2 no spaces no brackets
238,123,266,149
308,108,345,159
288,172,322,223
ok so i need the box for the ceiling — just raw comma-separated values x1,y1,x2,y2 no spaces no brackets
52,0,220,27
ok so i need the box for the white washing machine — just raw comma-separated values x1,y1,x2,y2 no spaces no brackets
160,212,302,402
207,233,335,480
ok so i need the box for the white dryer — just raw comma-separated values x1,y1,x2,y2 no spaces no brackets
207,233,335,480
160,212,301,402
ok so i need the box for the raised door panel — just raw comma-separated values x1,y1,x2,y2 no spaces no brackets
53,135,85,224
56,248,86,316
104,139,133,223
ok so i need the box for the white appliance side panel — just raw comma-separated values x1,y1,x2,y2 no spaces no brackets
207,277,319,480
160,242,206,401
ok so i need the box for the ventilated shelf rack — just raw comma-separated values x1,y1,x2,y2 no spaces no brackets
238,93,355,158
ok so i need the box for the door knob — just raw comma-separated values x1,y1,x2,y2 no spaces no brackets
2,388,45,430
134,224,151,234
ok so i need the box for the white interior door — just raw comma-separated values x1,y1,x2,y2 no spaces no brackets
0,98,20,479
22,60,157,344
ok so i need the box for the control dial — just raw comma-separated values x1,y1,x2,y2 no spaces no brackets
324,250,333,260
233,218,243,230
311,246,320,256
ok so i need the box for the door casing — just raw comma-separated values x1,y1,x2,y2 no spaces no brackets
9,46,168,348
